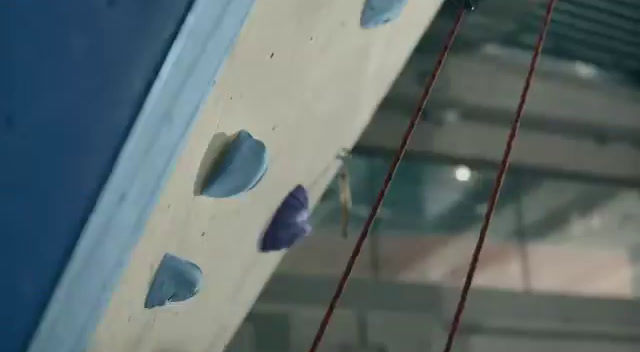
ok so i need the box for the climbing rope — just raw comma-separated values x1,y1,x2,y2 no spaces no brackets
306,0,558,351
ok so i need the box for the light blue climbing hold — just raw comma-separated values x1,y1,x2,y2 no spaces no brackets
360,0,409,29
144,253,202,309
202,130,268,198
260,185,311,252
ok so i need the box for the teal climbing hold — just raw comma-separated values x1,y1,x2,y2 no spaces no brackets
360,0,408,29
202,130,267,198
144,253,202,309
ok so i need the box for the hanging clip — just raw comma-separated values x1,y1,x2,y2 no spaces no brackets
337,149,352,239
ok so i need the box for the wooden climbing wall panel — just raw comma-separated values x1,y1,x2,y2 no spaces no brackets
89,0,443,350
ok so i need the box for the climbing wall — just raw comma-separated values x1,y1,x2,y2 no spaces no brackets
89,0,443,351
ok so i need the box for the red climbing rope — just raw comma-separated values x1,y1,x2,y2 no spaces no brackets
307,6,467,352
307,0,558,350
440,1,556,351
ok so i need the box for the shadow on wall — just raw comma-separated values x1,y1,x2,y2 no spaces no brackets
193,132,233,195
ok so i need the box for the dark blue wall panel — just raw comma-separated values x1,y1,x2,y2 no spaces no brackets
0,0,193,350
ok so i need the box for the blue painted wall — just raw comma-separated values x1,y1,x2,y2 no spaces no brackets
0,0,193,350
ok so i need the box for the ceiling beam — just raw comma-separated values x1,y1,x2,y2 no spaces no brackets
390,52,640,137
258,275,640,332
356,115,640,187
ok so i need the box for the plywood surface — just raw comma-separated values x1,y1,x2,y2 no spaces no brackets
90,0,442,351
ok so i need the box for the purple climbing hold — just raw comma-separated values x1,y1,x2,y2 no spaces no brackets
260,185,312,252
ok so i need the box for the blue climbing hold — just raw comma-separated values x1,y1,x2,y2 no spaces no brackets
360,0,408,29
144,253,203,309
260,185,312,252
202,130,267,198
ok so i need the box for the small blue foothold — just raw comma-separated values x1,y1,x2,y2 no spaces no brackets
260,185,312,252
202,130,268,198
144,253,203,309
360,0,409,29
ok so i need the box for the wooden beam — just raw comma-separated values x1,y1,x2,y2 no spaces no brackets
85,1,445,351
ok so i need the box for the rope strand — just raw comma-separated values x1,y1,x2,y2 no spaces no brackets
306,6,468,352
440,1,557,351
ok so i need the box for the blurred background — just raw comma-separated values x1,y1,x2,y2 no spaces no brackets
226,0,640,351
